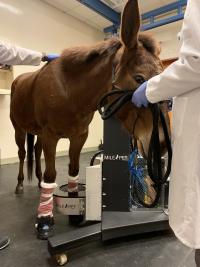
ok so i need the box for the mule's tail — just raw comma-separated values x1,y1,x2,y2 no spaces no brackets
27,133,35,181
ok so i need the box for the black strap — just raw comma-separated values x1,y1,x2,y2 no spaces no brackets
98,89,172,187
98,89,133,120
147,105,172,185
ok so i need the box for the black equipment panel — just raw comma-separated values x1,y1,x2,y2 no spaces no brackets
102,117,131,211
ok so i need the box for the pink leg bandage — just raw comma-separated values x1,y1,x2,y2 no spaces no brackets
38,182,57,218
68,175,79,192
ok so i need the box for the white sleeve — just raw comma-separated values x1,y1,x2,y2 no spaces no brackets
146,0,200,103
0,42,43,66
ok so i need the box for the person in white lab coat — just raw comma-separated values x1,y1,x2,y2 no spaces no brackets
0,41,58,65
132,0,200,265
0,41,58,250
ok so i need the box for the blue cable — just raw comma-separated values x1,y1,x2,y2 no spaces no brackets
128,149,148,201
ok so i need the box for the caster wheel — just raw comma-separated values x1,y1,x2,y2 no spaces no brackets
69,215,84,225
55,253,68,266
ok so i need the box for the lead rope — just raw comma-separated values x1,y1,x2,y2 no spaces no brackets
98,89,172,207
147,104,172,185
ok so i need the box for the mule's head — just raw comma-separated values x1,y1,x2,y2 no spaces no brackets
113,0,170,157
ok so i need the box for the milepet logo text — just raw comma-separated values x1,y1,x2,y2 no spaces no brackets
103,154,128,161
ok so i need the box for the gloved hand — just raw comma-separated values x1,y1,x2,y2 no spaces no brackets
132,81,149,108
42,53,59,62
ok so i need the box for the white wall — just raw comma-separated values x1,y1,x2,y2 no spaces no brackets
148,20,183,60
0,0,184,164
0,0,104,164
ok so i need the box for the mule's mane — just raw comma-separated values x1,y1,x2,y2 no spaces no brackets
59,33,160,73
138,32,161,56
60,38,121,71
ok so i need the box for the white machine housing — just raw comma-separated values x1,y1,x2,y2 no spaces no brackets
54,164,102,220
86,164,102,221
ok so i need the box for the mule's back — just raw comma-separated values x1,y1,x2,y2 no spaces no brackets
10,38,121,135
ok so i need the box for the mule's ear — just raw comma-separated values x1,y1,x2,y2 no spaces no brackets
121,0,140,49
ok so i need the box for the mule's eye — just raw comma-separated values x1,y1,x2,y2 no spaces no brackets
134,75,146,84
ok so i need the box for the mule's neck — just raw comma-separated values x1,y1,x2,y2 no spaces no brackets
76,44,122,112
59,38,122,113
88,45,124,112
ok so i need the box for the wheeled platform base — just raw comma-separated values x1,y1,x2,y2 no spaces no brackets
48,117,170,265
48,210,169,265
102,210,169,241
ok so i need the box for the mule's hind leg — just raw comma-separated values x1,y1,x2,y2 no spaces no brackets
68,130,88,192
15,129,26,194
34,137,42,188
36,132,58,240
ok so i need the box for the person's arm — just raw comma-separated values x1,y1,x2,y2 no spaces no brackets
146,0,200,103
0,41,44,66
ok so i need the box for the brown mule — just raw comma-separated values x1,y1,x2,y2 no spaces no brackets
10,0,170,239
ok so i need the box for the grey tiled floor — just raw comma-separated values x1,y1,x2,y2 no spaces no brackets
0,152,195,267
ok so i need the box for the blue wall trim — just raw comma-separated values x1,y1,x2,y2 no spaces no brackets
141,13,184,31
103,0,187,33
77,0,120,24
142,0,187,20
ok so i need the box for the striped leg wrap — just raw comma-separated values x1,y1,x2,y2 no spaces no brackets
68,175,79,192
38,182,57,218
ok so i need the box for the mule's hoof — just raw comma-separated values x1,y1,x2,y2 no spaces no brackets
67,187,78,193
35,216,55,240
67,181,78,193
68,215,84,226
15,185,24,194
37,225,54,240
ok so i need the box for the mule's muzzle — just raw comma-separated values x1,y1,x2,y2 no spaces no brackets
35,216,55,240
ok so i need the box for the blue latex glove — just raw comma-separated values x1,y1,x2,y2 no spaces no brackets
42,54,59,62
132,81,149,108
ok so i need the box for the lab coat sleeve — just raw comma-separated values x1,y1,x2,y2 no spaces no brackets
0,42,43,66
146,0,200,103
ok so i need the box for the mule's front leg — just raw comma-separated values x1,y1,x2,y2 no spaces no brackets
35,134,58,240
68,130,88,192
